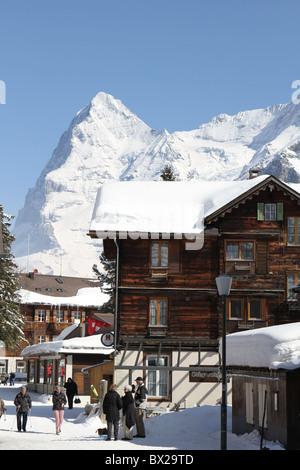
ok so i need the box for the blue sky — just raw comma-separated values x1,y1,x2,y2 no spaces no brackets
1,0,300,218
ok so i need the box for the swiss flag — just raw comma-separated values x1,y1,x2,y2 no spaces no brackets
88,318,111,335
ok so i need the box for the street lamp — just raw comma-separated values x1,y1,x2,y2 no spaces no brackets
215,274,232,451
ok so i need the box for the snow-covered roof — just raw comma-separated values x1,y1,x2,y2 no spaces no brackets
89,176,300,235
225,322,300,370
21,324,114,358
18,287,109,308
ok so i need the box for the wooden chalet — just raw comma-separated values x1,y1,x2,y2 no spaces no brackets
17,272,108,348
0,272,109,384
88,174,300,409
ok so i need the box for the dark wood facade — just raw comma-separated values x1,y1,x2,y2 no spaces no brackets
89,175,300,405
101,177,300,343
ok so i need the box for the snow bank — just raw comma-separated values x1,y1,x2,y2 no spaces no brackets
225,322,300,370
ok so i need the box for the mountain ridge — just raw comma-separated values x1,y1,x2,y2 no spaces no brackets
13,92,300,276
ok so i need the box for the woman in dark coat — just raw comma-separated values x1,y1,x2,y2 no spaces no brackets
103,384,123,441
52,385,67,435
64,377,78,409
122,385,137,440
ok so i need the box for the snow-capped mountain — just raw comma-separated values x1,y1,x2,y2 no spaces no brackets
13,92,300,276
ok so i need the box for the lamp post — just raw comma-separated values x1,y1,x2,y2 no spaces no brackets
215,274,232,451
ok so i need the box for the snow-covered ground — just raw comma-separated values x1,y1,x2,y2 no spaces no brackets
0,384,283,451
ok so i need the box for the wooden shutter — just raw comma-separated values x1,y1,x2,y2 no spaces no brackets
34,309,39,322
169,240,181,273
257,203,264,221
256,241,268,274
277,202,283,221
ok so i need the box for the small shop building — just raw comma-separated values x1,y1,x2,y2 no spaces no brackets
21,318,114,404
226,322,300,450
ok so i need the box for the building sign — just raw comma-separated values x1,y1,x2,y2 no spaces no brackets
189,365,220,383
101,333,114,347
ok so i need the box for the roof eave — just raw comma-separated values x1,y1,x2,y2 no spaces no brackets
205,175,300,224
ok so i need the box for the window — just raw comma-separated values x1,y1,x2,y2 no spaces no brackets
38,310,45,322
55,310,64,323
147,355,169,398
257,202,283,221
74,311,81,322
151,242,168,267
287,273,299,300
264,203,277,220
288,217,300,245
228,299,264,321
38,335,44,344
248,300,262,319
149,299,168,326
16,361,26,374
229,299,243,319
226,242,253,260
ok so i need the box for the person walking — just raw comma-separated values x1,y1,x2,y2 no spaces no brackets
14,385,31,432
0,397,6,422
9,373,15,386
64,377,78,409
134,376,148,438
103,384,123,441
122,385,137,440
52,384,67,435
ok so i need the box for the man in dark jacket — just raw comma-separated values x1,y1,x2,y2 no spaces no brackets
134,377,148,438
64,377,78,409
14,386,31,432
103,384,123,441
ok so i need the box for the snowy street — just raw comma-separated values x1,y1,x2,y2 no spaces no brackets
0,383,283,451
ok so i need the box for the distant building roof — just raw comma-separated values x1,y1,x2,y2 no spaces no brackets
18,272,101,297
17,273,108,308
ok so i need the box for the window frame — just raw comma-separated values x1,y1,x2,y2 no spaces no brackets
228,299,243,320
149,298,168,326
287,272,299,300
264,203,277,220
146,354,170,399
151,241,169,268
55,309,64,323
38,309,45,322
225,241,255,261
228,298,264,321
247,299,263,320
287,217,300,245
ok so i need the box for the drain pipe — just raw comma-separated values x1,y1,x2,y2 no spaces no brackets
113,238,119,356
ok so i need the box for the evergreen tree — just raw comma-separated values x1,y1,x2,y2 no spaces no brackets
0,206,25,350
92,251,116,313
160,164,176,181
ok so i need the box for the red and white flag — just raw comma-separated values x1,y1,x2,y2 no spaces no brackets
88,318,111,335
